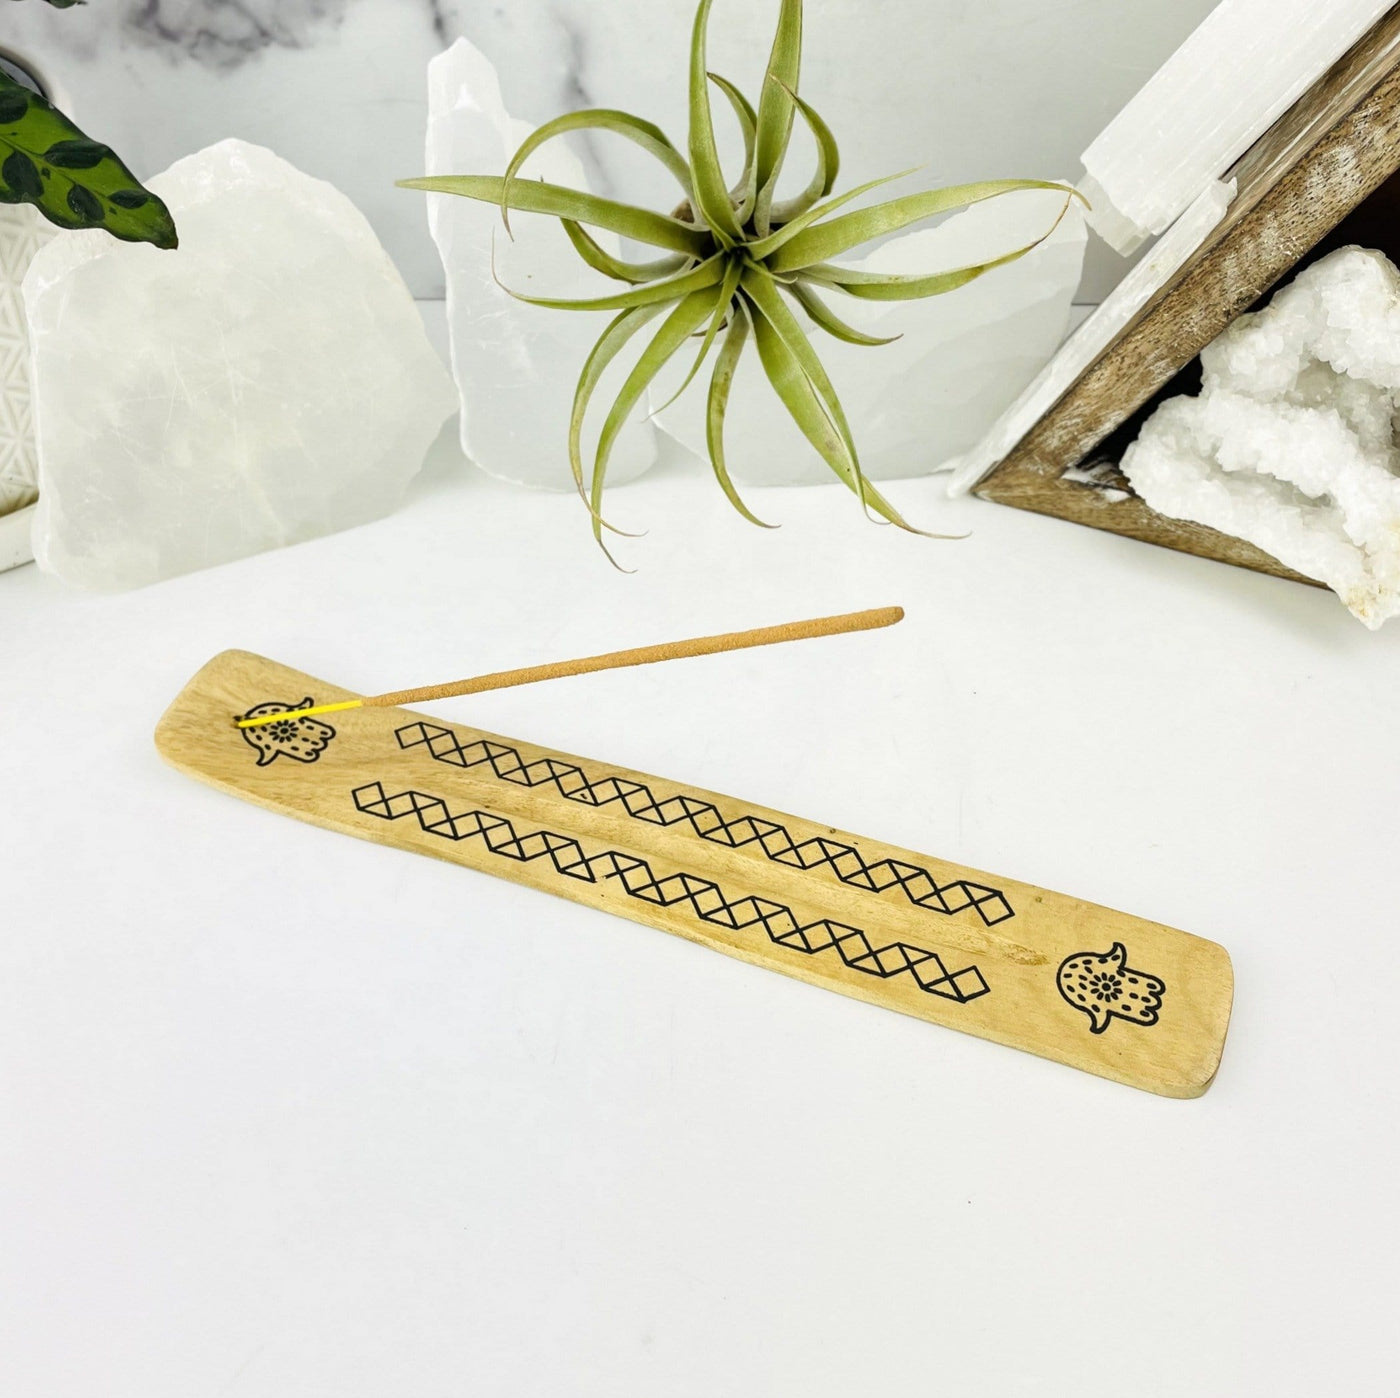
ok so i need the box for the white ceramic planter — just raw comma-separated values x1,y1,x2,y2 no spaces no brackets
0,500,36,571
0,48,63,573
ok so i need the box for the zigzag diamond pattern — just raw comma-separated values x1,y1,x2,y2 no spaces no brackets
352,781,991,1004
394,722,1015,927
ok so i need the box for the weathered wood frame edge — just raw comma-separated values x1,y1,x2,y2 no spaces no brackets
974,6,1400,586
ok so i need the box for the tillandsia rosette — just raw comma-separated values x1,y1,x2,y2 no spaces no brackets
0,0,177,247
402,0,1082,559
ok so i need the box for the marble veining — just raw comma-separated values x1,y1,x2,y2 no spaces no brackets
4,0,356,70
0,0,1223,297
125,1,351,71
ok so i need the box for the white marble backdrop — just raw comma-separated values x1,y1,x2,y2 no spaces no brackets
0,0,1220,299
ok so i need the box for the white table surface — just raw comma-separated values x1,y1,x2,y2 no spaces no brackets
4,309,1399,1397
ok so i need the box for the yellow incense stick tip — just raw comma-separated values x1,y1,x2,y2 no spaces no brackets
236,699,364,729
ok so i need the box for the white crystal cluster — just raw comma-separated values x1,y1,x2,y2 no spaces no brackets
1122,246,1400,628
25,139,456,591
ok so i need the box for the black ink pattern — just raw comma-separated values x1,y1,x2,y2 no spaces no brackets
240,698,336,767
353,781,991,1004
1057,943,1165,1034
394,721,1016,927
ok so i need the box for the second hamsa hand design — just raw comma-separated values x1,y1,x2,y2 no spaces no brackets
1057,943,1165,1034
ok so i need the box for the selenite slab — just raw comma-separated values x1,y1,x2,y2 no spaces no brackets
25,140,456,591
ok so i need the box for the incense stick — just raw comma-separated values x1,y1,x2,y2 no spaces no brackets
166,644,1234,1095
235,606,904,729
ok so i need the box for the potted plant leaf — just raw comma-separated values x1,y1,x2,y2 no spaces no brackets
404,0,1081,562
1,0,177,570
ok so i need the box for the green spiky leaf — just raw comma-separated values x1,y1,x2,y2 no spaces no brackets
788,280,901,346
806,240,1050,301
0,74,176,247
742,264,864,498
706,303,775,528
499,252,724,313
500,108,692,236
570,304,669,522
707,73,758,221
561,221,689,285
687,0,743,242
400,0,1080,559
747,291,911,531
767,78,838,224
650,257,744,416
590,288,727,549
399,175,710,255
745,166,918,261
708,74,757,165
768,178,1082,273
753,0,804,234
800,194,1077,300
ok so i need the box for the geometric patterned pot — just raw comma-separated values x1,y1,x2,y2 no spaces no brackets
0,204,58,558
0,49,61,572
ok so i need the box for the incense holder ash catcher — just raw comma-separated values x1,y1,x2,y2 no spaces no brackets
157,611,1233,1098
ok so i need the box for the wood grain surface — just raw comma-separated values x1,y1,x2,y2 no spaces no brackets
156,651,1235,1097
976,7,1400,583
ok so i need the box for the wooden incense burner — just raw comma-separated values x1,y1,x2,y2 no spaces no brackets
157,650,1233,1097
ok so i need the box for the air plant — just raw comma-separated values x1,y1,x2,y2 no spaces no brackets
402,0,1079,557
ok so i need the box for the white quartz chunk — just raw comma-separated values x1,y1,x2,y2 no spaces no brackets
25,139,456,592
1121,246,1400,628
651,187,1086,486
424,39,660,491
1080,0,1393,252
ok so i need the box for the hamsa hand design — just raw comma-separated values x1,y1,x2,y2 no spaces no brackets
239,698,337,767
1057,943,1165,1034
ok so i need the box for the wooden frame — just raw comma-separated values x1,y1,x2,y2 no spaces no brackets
974,6,1400,584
